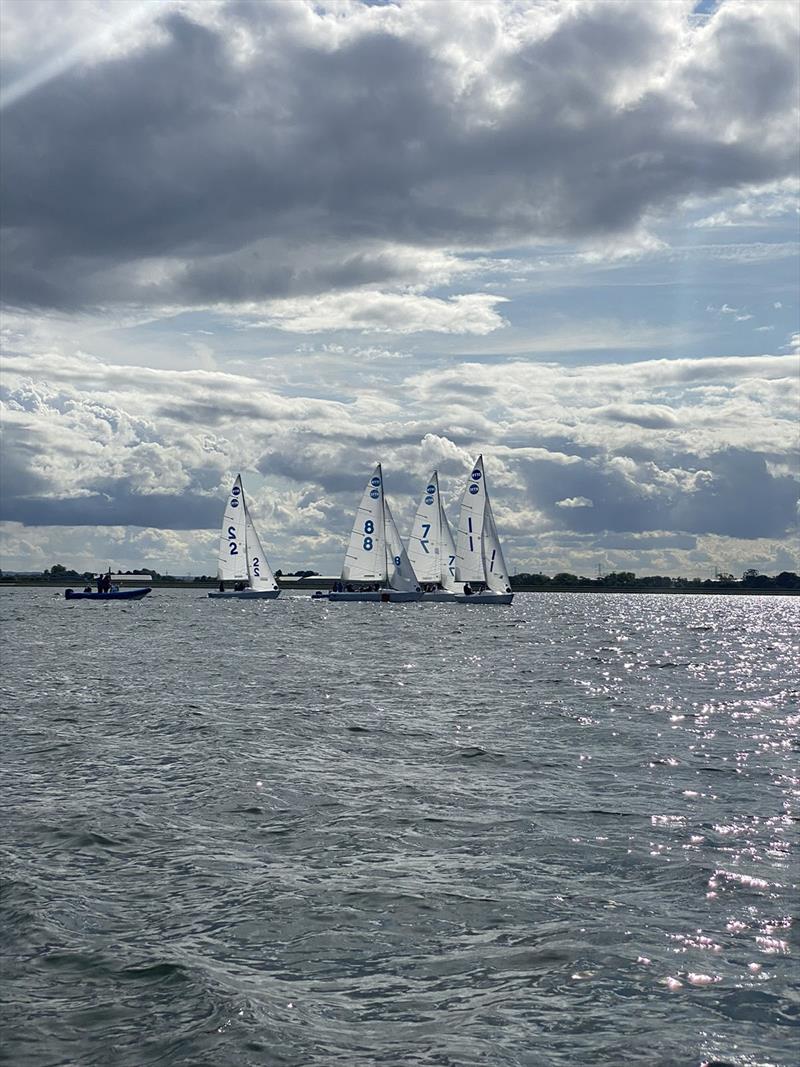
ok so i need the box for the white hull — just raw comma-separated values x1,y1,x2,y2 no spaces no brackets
208,589,281,600
454,592,514,604
420,590,459,603
328,589,422,603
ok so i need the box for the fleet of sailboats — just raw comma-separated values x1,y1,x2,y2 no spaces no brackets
208,457,513,605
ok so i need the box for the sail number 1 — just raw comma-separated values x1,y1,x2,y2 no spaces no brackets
363,520,374,551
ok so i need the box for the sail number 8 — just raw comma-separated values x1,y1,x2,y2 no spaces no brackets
363,519,374,551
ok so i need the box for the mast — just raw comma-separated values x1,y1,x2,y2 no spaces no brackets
379,462,389,586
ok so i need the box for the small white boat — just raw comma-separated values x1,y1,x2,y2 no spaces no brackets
329,464,422,603
407,471,463,602
453,455,514,605
208,475,281,600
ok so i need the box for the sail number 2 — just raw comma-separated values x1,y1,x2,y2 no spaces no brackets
228,525,238,555
363,520,374,551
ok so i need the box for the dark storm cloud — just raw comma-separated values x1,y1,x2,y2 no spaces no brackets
1,0,797,310
517,447,798,539
0,478,219,528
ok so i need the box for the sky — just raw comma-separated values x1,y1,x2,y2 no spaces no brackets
0,0,798,578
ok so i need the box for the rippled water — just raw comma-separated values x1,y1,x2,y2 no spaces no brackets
1,589,797,1066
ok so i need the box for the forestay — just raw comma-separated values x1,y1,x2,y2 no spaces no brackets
342,464,388,583
217,475,249,582
385,502,420,592
454,455,488,583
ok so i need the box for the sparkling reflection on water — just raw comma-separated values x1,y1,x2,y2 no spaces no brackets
1,589,797,1066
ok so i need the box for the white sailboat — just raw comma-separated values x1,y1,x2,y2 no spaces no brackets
453,455,514,604
208,474,281,600
407,471,463,602
329,464,422,602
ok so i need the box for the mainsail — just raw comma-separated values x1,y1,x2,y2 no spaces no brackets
217,475,249,582
454,455,488,583
407,472,442,584
341,464,388,583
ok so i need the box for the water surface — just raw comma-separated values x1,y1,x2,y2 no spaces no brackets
1,590,797,1066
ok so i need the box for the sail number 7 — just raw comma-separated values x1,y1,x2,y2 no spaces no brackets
420,522,431,553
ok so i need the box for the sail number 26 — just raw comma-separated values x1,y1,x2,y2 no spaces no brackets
363,520,374,551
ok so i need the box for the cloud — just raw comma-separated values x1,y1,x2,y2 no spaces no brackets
242,291,509,335
1,0,798,313
556,496,594,509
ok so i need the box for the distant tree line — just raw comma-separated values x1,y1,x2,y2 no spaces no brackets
509,570,800,590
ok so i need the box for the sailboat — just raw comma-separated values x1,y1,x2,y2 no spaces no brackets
207,475,281,600
453,455,514,604
407,471,463,602
329,464,422,602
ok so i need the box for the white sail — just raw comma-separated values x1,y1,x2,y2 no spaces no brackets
245,502,279,591
217,475,249,582
454,455,487,583
482,498,511,593
341,464,388,583
407,472,442,584
385,501,420,592
439,503,462,592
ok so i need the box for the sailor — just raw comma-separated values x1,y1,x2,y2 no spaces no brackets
96,574,104,593
218,580,225,592
463,583,473,596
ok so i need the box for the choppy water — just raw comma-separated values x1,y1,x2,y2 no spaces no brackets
1,589,797,1067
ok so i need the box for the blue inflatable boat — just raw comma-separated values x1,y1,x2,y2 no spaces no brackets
64,588,152,601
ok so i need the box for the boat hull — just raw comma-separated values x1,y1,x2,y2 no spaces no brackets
64,588,151,601
454,592,514,604
420,590,460,603
207,589,280,599
328,589,422,603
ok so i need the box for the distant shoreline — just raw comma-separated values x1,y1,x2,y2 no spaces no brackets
2,579,797,596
